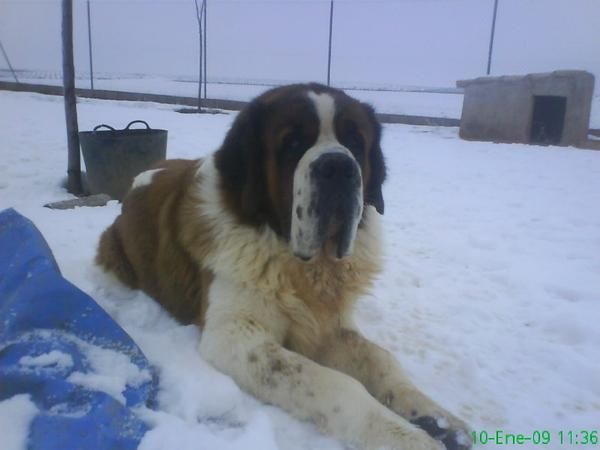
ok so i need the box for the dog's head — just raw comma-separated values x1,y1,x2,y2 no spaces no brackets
215,83,386,261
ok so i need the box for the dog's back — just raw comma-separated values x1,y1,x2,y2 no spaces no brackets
96,158,211,324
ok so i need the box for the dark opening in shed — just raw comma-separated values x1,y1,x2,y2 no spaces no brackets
530,95,567,145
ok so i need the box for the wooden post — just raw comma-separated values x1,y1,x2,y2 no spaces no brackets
203,0,207,100
86,0,94,90
62,0,83,195
326,0,334,86
487,0,499,75
194,0,204,111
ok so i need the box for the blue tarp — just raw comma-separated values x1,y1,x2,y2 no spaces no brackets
0,208,157,450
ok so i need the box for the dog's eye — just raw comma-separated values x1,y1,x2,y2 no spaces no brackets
339,121,364,154
341,121,364,148
281,129,305,154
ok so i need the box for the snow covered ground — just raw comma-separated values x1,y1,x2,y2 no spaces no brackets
3,72,600,128
0,71,466,119
1,90,599,449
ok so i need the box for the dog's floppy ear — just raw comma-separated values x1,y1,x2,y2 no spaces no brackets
363,103,386,214
215,100,269,224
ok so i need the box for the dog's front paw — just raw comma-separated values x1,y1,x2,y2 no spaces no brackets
411,415,472,450
367,415,444,450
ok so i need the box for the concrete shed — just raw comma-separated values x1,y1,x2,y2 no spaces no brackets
457,71,595,148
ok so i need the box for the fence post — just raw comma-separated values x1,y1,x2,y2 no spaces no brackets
194,0,205,111
86,0,94,90
62,0,83,195
326,0,334,86
203,0,207,99
486,0,499,75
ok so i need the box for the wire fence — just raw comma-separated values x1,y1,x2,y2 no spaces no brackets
0,0,598,118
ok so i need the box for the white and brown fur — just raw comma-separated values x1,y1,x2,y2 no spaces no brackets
96,83,472,450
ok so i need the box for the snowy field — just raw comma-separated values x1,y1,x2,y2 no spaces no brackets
1,90,599,449
3,72,600,128
0,71,466,119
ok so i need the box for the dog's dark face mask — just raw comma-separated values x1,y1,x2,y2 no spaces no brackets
215,83,386,262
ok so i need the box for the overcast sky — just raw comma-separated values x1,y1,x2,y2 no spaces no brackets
0,0,599,89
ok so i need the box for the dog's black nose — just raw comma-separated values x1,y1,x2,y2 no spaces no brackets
311,152,359,185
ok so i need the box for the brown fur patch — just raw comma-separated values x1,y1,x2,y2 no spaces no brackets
96,159,214,325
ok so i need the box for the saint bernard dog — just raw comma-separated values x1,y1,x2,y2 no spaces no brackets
96,83,472,450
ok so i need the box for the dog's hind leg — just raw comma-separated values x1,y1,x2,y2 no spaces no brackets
96,224,138,289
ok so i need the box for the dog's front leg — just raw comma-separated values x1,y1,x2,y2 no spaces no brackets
199,279,441,450
316,328,472,450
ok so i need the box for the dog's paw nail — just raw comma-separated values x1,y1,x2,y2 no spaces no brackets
412,416,473,450
411,416,448,439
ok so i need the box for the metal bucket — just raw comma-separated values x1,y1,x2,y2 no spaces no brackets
79,120,167,201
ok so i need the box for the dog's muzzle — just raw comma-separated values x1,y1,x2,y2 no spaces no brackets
291,147,363,261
